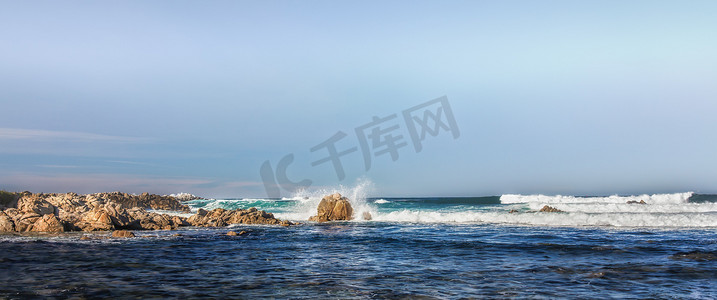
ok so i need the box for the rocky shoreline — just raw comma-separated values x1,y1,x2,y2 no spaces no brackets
0,191,291,234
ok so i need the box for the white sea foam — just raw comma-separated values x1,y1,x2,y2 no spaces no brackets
168,193,201,201
500,192,694,205
524,202,717,213
185,189,716,228
369,209,717,227
361,191,717,227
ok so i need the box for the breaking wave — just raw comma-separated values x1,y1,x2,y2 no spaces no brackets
183,190,717,228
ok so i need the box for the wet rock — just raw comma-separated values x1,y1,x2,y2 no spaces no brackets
539,205,564,213
588,271,606,278
509,209,519,213
362,211,372,220
627,200,647,204
112,230,136,238
227,231,238,236
309,193,353,222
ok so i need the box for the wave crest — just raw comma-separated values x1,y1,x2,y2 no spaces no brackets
500,192,694,205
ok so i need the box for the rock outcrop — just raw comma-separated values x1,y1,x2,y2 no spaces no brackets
309,193,353,222
626,200,647,205
539,205,564,213
97,192,191,212
188,207,291,227
0,192,290,233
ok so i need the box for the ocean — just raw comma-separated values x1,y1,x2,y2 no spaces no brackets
2,186,717,298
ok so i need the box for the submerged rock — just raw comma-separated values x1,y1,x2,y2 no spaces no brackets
670,251,717,261
539,205,564,213
309,193,353,222
362,211,372,221
112,230,136,238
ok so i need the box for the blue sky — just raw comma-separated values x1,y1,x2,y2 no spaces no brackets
1,0,716,197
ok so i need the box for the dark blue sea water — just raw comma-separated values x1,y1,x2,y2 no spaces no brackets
2,191,716,298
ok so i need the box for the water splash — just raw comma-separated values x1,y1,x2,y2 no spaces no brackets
273,178,377,221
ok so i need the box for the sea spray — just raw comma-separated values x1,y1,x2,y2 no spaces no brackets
273,178,378,222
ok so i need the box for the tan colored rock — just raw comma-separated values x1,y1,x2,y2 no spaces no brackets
112,230,135,238
30,214,64,232
309,193,353,222
187,207,288,227
227,231,238,236
0,211,15,232
539,205,564,213
77,209,115,231
0,191,197,232
171,216,189,227
17,195,56,215
15,212,42,232
99,192,191,212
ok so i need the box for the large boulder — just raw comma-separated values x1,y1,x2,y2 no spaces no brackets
309,193,353,222
30,214,64,232
17,195,56,215
76,209,115,231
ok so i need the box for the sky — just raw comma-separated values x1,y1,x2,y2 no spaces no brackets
1,0,716,198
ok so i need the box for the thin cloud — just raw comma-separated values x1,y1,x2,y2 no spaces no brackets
0,173,265,197
0,128,153,143
36,165,82,169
